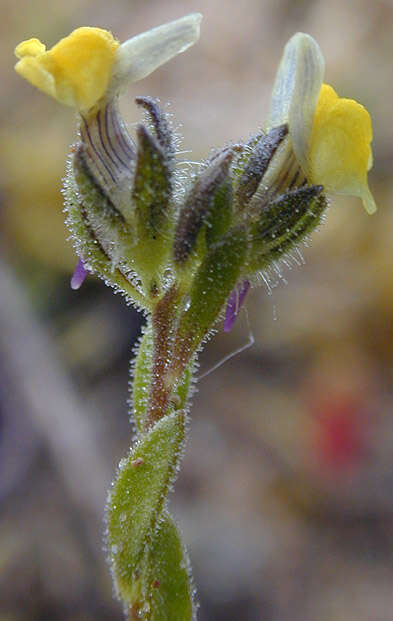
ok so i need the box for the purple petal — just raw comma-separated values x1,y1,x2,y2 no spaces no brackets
224,280,250,332
70,259,89,290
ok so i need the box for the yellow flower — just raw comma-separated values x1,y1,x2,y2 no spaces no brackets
15,28,119,111
267,33,376,214
15,14,202,112
309,84,375,213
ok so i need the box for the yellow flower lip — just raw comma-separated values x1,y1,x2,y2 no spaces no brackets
14,14,202,112
15,27,119,111
267,33,376,214
15,38,46,58
309,83,376,215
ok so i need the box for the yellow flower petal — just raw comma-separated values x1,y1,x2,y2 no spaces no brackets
15,38,46,58
15,56,56,99
309,84,376,214
15,27,119,110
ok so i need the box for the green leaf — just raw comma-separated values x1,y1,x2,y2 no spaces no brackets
142,512,195,621
107,410,186,604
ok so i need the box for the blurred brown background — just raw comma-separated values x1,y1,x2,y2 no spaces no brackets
1,0,392,619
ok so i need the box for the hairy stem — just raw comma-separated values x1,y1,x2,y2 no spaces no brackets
145,285,179,429
128,603,141,620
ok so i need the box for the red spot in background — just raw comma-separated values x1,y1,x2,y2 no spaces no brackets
301,348,376,479
313,395,369,474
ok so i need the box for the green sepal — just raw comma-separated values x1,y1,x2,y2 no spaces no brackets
107,410,186,604
132,321,194,436
139,511,195,621
234,124,288,208
231,132,262,181
205,178,233,247
248,185,327,272
136,97,176,164
64,151,148,309
176,226,247,353
173,148,234,265
133,125,172,239
130,125,174,294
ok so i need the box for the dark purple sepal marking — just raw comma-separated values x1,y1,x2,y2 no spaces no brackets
70,259,89,290
224,279,250,332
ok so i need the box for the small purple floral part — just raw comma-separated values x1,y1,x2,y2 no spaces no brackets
70,258,89,290
224,279,250,332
